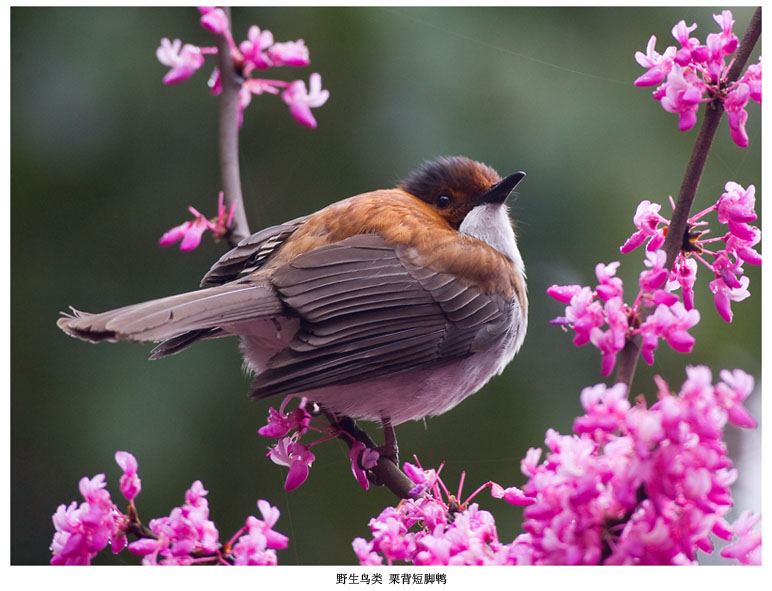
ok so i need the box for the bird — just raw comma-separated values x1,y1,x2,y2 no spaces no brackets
58,156,528,436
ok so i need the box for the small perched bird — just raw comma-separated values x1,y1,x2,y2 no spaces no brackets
58,156,527,429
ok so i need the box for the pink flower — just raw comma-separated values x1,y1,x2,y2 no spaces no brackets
159,207,211,251
520,447,542,478
620,200,668,254
639,301,699,364
156,38,205,85
669,256,698,309
724,82,750,147
710,275,750,322
50,474,124,565
711,10,739,56
125,538,158,557
255,499,289,548
726,232,761,266
558,286,605,347
258,395,311,438
403,462,439,496
160,194,236,252
230,500,289,565
717,182,757,240
239,25,274,70
716,369,756,428
115,451,141,503
720,511,761,565
574,382,629,440
634,36,675,87
546,284,581,303
490,483,535,506
703,11,738,83
712,250,743,289
198,7,229,35
268,437,315,491
594,262,623,301
268,40,311,67
349,441,380,491
740,58,762,104
638,249,668,292
352,537,383,565
671,20,700,66
282,73,330,128
589,297,628,376
659,65,705,131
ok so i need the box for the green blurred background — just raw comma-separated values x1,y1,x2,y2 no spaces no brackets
11,7,761,565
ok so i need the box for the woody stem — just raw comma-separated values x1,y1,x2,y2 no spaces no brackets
215,6,251,246
614,6,761,391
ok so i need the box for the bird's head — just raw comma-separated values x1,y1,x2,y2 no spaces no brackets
398,156,525,229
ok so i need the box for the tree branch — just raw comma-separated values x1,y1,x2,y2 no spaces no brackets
215,6,251,246
328,414,417,500
614,7,761,391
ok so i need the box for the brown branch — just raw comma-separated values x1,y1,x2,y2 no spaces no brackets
327,414,417,500
614,7,761,391
215,6,251,246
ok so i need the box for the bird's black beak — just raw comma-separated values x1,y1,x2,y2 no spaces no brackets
481,171,526,205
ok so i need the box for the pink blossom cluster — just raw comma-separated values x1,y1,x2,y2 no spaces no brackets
548,251,699,377
634,10,761,146
157,7,329,128
129,482,287,565
352,462,534,565
351,371,757,566
127,480,220,565
159,191,236,251
50,451,288,565
259,395,380,491
549,180,760,375
621,182,760,322
50,470,129,565
508,368,759,565
352,367,759,568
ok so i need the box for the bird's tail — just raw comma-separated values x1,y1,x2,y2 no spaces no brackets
57,280,284,359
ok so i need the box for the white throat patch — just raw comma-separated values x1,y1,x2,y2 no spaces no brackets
459,203,523,270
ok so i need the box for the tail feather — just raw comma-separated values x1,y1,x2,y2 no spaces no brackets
149,328,225,359
57,281,284,349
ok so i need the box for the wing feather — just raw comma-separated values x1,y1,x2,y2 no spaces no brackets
250,234,512,398
201,215,308,285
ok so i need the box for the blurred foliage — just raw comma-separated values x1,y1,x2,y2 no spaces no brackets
11,6,760,565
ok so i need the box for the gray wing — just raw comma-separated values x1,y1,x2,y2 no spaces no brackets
249,234,512,398
201,215,309,286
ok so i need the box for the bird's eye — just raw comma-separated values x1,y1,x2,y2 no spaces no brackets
437,195,451,209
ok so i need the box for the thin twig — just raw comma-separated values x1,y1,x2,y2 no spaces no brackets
215,6,251,246
614,7,761,391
